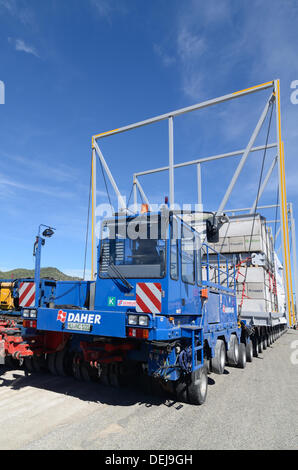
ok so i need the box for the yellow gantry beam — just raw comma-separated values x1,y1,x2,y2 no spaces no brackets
92,80,274,141
232,80,274,96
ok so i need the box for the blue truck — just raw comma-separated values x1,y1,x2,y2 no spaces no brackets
0,208,286,404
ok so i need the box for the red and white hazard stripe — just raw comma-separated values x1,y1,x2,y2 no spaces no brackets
136,282,162,314
19,282,36,307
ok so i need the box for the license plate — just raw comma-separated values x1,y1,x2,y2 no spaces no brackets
66,322,92,332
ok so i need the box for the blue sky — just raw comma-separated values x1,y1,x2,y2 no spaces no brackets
0,0,298,279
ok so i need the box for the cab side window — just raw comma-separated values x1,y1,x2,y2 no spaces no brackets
181,224,195,285
170,216,179,280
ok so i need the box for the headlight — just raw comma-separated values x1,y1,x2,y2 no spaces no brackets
128,314,138,325
139,315,149,326
29,309,37,318
22,309,30,318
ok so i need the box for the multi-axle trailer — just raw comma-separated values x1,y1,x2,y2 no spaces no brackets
0,208,288,405
0,79,294,404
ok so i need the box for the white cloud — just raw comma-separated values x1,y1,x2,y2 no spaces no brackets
90,0,126,21
0,173,75,199
153,44,176,67
0,0,35,26
3,151,80,183
177,28,205,62
13,38,39,57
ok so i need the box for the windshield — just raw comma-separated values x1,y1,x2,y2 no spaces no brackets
99,215,166,279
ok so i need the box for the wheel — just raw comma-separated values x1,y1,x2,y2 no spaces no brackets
237,343,247,369
150,377,166,397
211,339,226,374
6,356,20,369
55,349,67,376
187,366,208,405
227,335,239,366
73,361,82,380
80,362,92,382
266,334,270,348
204,357,211,374
47,353,57,375
32,355,44,372
24,357,34,372
272,330,276,342
100,363,110,385
109,363,120,387
252,336,259,357
262,337,267,350
55,349,73,376
246,340,253,362
175,376,188,403
257,337,263,354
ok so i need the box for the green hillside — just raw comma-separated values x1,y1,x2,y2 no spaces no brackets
0,267,81,281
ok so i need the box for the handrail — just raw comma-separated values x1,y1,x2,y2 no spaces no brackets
201,243,236,293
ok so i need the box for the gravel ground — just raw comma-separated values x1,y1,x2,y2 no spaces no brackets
0,329,297,450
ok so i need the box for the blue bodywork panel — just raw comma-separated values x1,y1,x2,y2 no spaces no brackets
37,307,127,338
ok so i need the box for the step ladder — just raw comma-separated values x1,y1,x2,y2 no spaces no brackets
181,325,204,372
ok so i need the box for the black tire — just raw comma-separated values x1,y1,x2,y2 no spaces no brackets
73,360,82,381
55,350,67,376
55,349,73,377
211,339,226,374
24,357,34,372
257,337,263,354
227,335,239,366
252,336,258,357
47,353,57,375
175,376,188,403
6,356,20,369
187,366,208,405
109,363,120,387
262,337,267,350
80,362,92,382
32,355,43,373
100,363,110,385
266,334,270,348
246,340,253,362
237,343,247,369
150,377,166,397
140,373,154,395
204,357,211,375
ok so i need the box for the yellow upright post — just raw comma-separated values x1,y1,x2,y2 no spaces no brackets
275,79,294,326
91,142,97,281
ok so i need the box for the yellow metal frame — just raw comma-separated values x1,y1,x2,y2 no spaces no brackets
276,79,295,325
232,80,274,96
90,79,296,325
91,148,95,281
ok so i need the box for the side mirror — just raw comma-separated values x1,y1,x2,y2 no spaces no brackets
206,217,219,243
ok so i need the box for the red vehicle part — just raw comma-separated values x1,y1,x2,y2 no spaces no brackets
0,318,71,361
0,319,33,360
80,340,135,366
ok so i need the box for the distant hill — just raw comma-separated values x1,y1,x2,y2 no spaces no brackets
0,267,82,281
